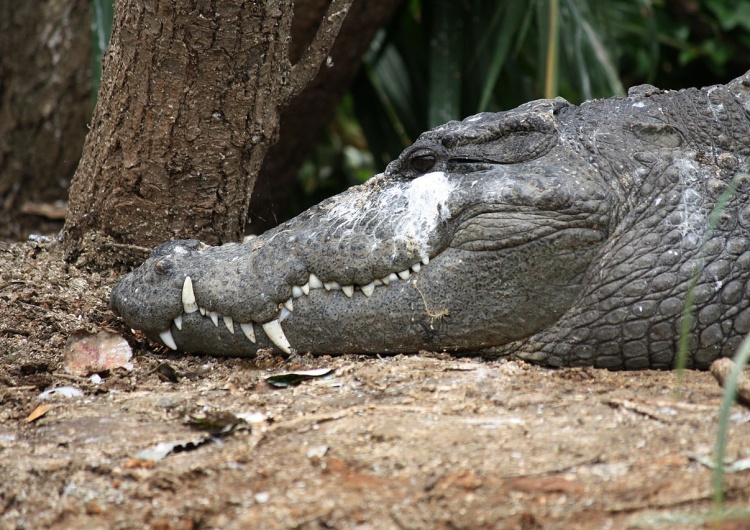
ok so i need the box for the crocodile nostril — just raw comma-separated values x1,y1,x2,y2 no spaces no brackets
154,259,173,274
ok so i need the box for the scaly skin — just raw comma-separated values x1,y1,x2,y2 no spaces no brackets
110,72,750,369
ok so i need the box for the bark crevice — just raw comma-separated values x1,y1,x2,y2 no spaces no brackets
62,0,353,268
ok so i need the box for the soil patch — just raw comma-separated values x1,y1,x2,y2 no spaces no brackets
2,239,750,529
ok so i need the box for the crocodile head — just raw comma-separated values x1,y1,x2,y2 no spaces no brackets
110,97,612,356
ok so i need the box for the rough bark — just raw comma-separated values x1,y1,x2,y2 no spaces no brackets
62,0,352,268
0,0,92,239
250,0,404,232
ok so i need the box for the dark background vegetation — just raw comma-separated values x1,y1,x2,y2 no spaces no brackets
2,0,750,238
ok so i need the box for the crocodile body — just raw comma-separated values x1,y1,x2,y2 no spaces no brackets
110,71,750,369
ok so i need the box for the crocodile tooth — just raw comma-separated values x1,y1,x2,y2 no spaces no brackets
283,298,294,311
208,311,219,327
159,329,178,350
308,273,323,289
182,276,198,313
422,256,430,265
398,269,411,280
279,307,291,321
292,286,304,298
301,282,310,295
342,285,354,297
199,306,206,316
174,315,183,331
387,272,399,283
411,262,421,273
381,275,391,286
262,320,292,354
223,315,234,334
324,281,341,291
361,282,375,297
373,279,383,286
240,323,256,343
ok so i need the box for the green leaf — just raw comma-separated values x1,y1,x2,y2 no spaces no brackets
476,3,532,111
425,1,464,127
91,0,114,102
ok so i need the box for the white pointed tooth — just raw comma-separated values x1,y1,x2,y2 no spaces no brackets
398,269,411,280
422,256,430,265
324,281,341,291
223,315,234,334
342,285,354,297
240,323,256,343
283,298,294,311
208,311,219,327
411,262,421,273
292,286,304,298
173,315,183,331
308,273,323,289
279,307,291,322
361,282,375,297
159,329,178,350
373,279,383,286
262,320,292,354
381,275,391,285
199,306,206,316
387,273,399,283
301,282,310,295
182,276,198,313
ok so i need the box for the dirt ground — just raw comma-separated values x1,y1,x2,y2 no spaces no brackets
2,237,750,530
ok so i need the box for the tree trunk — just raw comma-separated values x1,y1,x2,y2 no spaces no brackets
0,0,92,240
62,0,352,268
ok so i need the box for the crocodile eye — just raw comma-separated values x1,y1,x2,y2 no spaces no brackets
154,259,173,275
409,152,437,174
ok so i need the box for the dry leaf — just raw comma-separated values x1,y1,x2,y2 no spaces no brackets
64,330,133,376
26,404,53,423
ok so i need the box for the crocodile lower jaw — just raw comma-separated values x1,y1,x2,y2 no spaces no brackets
159,255,431,353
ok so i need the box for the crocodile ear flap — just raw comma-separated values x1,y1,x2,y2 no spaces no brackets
628,121,683,149
444,98,567,164
457,129,559,164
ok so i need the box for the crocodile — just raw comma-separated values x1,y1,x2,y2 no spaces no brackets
110,70,750,369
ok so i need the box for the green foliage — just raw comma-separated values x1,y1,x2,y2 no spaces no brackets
350,0,645,168
340,0,750,173
91,0,114,103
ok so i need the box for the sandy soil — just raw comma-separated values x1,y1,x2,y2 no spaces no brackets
2,238,750,529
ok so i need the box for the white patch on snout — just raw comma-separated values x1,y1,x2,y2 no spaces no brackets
385,171,455,256
400,171,453,230
326,171,455,259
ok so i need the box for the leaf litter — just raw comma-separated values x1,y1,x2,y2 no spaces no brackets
2,238,750,528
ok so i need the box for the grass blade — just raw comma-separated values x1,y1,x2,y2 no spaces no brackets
426,1,464,127
477,3,531,111
544,0,560,99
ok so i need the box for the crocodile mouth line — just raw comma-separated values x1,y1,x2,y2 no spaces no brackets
159,255,433,354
